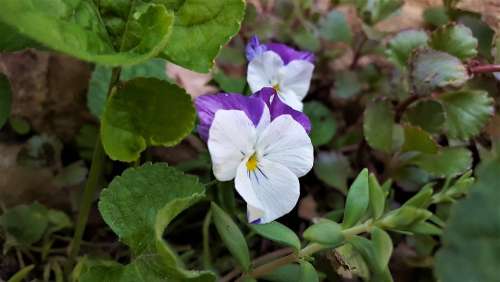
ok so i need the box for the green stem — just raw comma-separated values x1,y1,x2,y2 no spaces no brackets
245,220,373,280
202,210,213,270
67,68,121,265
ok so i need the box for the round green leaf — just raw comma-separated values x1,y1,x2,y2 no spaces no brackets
251,221,301,252
363,100,395,153
401,125,438,154
0,2,174,66
435,159,500,282
314,151,352,193
303,219,344,246
343,169,370,228
211,202,251,271
101,78,195,162
411,147,472,177
334,70,362,99
299,260,319,282
403,99,445,133
303,101,337,146
356,0,404,24
439,90,494,140
423,7,449,27
386,30,429,67
0,74,12,129
430,23,478,60
319,10,352,44
0,203,48,246
162,0,246,72
409,48,469,95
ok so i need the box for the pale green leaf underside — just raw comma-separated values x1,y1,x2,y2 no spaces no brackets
0,0,174,66
161,0,246,72
101,77,195,162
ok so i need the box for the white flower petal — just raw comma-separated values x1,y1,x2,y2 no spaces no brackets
247,204,265,224
257,115,314,177
277,92,304,111
235,158,300,223
208,110,256,181
247,51,284,93
256,104,271,134
279,60,314,101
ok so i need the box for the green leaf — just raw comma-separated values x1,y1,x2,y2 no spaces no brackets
319,10,352,44
403,184,433,209
101,78,195,162
409,48,469,95
423,7,449,27
356,0,404,24
371,227,393,271
403,99,446,133
87,59,169,118
430,23,478,60
161,0,246,72
0,74,12,129
0,1,174,66
87,163,214,281
298,261,319,282
334,70,362,99
368,173,386,219
439,90,494,140
313,152,352,194
292,26,321,52
386,30,429,67
335,244,370,280
343,169,370,228
213,71,246,93
411,147,472,177
0,203,48,246
9,117,30,135
349,236,393,282
363,100,395,153
303,101,337,146
303,219,344,246
379,206,433,230
435,158,500,282
211,202,251,271
0,22,39,52
7,265,35,282
263,264,301,282
401,125,438,154
251,221,301,252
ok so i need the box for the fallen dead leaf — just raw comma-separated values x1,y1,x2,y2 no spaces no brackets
376,0,442,32
166,63,217,98
298,194,319,220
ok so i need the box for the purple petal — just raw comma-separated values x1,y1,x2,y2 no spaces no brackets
195,93,265,141
253,88,311,133
265,43,315,65
246,36,268,61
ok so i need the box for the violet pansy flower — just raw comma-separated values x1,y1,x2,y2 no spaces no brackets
246,36,315,111
195,91,313,223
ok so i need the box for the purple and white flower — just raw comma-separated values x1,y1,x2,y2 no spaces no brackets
195,88,314,223
246,36,315,111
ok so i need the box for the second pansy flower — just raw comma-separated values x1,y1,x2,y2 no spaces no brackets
246,36,315,111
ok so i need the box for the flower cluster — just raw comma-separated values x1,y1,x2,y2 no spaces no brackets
195,36,316,223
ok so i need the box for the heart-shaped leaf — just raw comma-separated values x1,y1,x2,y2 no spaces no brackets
101,78,195,162
161,0,246,72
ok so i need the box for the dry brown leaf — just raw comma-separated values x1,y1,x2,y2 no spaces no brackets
457,0,500,33
166,63,217,98
376,0,442,32
298,194,319,220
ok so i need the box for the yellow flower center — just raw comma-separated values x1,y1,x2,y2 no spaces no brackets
272,83,280,92
246,153,258,171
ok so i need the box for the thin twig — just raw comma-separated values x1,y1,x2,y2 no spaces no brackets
395,95,421,122
469,64,500,74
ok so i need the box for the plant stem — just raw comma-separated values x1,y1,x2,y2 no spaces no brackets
469,64,500,74
240,220,373,280
67,68,121,265
395,95,421,122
